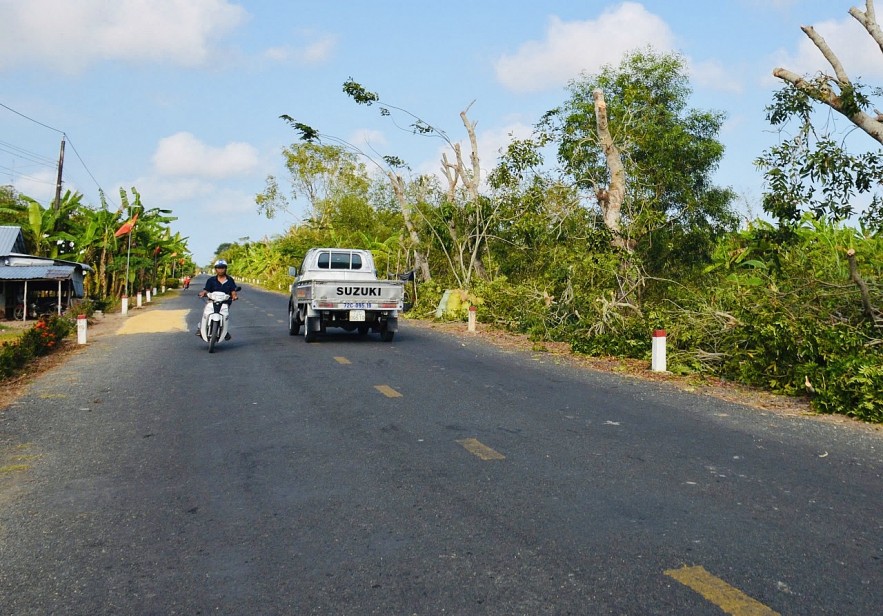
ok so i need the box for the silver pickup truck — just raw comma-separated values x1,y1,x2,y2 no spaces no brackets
288,248,404,342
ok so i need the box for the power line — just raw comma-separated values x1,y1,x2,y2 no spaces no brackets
0,100,119,209
0,102,64,134
0,164,56,185
0,139,57,167
64,135,105,199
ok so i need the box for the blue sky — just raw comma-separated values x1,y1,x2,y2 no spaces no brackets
1,0,880,265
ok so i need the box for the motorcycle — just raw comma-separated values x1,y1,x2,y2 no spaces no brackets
13,297,61,320
198,287,240,353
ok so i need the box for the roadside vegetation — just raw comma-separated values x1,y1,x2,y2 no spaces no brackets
3,4,880,422
238,22,881,422
0,315,74,380
1,186,194,312
1,186,192,384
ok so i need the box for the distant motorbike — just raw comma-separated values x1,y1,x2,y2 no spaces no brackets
198,288,240,353
13,298,60,320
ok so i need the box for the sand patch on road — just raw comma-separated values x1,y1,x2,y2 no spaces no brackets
115,309,189,334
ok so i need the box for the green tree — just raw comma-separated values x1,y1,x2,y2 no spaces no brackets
540,48,738,266
256,142,370,225
0,185,30,227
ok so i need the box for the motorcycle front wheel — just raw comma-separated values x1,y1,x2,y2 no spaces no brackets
208,321,218,353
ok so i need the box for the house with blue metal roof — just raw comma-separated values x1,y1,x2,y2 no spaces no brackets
0,226,93,320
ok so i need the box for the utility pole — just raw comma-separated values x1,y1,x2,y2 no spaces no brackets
53,135,65,210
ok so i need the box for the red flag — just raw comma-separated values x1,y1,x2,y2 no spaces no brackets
114,213,138,238
153,246,162,256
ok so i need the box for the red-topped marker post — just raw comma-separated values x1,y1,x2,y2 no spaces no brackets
652,329,667,372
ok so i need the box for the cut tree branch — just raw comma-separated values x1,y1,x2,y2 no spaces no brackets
846,248,883,330
849,1,883,53
772,0,883,145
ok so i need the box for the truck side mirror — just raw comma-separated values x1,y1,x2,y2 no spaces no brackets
288,266,298,277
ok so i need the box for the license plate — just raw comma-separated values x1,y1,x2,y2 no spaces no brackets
349,310,366,322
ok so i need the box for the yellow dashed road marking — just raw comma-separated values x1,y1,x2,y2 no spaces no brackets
665,565,780,615
0,464,31,474
334,356,352,365
457,438,506,461
374,385,402,398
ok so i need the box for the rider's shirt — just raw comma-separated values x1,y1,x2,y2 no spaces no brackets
203,276,237,305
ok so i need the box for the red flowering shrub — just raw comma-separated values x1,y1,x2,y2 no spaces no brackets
0,316,75,380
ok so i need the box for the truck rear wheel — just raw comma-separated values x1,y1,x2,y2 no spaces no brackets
288,304,302,335
304,316,318,343
379,324,395,342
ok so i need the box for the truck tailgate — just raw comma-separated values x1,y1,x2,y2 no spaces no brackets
298,280,404,309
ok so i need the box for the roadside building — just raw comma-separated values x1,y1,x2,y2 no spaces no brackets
0,226,93,320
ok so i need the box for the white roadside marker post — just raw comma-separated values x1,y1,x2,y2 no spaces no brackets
468,305,477,332
146,288,151,303
77,314,87,345
121,295,129,315
652,329,667,372
137,291,143,308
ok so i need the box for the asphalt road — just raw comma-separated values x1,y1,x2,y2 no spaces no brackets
0,282,880,615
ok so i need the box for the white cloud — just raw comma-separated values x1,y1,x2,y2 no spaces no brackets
0,0,247,73
153,132,259,179
203,188,263,215
348,129,388,152
689,58,743,94
144,177,218,202
495,3,676,93
263,31,337,65
772,15,883,80
739,0,799,8
299,35,338,64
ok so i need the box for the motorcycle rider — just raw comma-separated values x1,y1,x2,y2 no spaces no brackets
197,260,238,340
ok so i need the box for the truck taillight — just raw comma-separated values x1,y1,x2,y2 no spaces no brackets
379,303,399,309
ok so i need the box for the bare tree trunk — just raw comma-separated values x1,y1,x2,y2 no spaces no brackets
457,108,489,281
439,105,490,285
387,171,431,281
593,88,643,314
592,89,629,251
